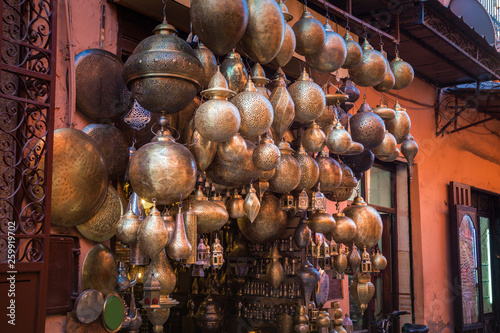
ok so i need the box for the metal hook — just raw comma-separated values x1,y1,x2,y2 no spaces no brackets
162,0,167,22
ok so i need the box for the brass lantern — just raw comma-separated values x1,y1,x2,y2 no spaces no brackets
269,141,301,194
220,51,248,94
350,101,385,150
343,196,383,249
293,143,320,192
210,236,224,269
350,272,375,315
306,21,347,73
123,21,203,114
293,9,325,56
288,68,326,124
391,55,414,90
385,101,411,144
349,39,387,87
141,274,162,308
316,151,342,193
342,31,362,69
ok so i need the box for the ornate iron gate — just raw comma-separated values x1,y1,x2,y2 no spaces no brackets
0,0,56,331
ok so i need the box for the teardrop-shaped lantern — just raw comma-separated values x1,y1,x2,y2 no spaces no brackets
401,134,419,181
244,183,261,223
334,248,348,274
391,55,414,90
237,193,287,244
288,68,326,124
252,134,281,171
269,75,295,139
331,212,357,244
343,196,383,249
115,209,141,245
306,21,347,73
129,126,197,205
374,49,395,92
238,0,285,64
231,79,274,139
348,245,361,273
269,141,301,193
144,250,177,297
307,210,336,234
266,244,285,289
385,101,411,144
293,144,320,192
293,10,325,56
294,218,312,249
217,134,247,162
350,101,385,150
195,67,241,142
220,51,248,94
194,42,217,89
326,121,352,154
298,260,321,309
348,39,387,87
123,21,203,114
190,0,249,56
166,206,193,260
342,31,362,69
270,23,296,68
372,130,397,159
137,201,169,259
302,121,326,153
340,78,360,112
251,63,271,98
191,187,229,234
326,162,358,202
316,151,342,193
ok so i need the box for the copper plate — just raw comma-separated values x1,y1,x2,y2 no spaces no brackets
73,289,104,324
81,244,118,296
75,49,133,123
77,186,124,242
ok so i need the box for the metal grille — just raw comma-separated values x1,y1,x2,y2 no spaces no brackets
0,0,55,265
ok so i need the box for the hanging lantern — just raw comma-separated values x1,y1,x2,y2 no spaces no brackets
280,192,295,211
195,67,241,142
334,247,348,275
347,245,361,274
349,39,387,87
343,149,375,176
326,121,352,154
270,75,295,139
372,130,398,159
315,151,342,193
331,212,357,244
166,203,193,260
144,250,177,299
385,101,411,144
141,274,161,308
238,0,285,64
342,31,362,69
217,134,247,162
266,244,285,289
195,296,223,333
307,210,336,235
238,193,287,244
203,239,212,270
294,218,311,249
302,121,326,153
378,147,400,163
293,305,310,333
374,48,395,92
297,189,310,211
288,68,326,124
371,249,388,272
293,9,325,56
391,54,414,90
220,51,248,94
123,21,203,114
129,118,197,205
361,247,372,274
293,143,320,192
211,236,224,269
350,272,375,315
244,183,261,223
226,189,245,219
196,238,209,267
184,118,217,171
194,42,217,89
184,204,198,266
298,260,321,309
252,134,281,171
190,187,229,234
372,101,396,120
306,21,347,73
231,79,274,139
330,238,339,256
326,162,358,202
190,0,248,56
271,19,296,68
343,196,383,249
311,184,327,211
401,134,419,181
350,101,385,150
115,209,141,246
269,141,301,193
250,63,271,98
137,200,169,260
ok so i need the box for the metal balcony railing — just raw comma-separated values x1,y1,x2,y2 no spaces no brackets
478,0,500,42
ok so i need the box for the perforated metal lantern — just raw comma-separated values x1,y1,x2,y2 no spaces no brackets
123,21,203,114
348,39,387,87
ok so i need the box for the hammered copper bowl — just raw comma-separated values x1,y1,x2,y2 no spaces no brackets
128,140,197,205
51,128,108,227
237,193,287,244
